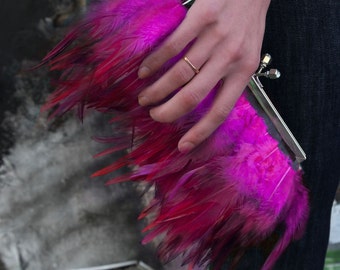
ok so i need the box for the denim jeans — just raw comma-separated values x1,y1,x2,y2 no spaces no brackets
224,0,340,269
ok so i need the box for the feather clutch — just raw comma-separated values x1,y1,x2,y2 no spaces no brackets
39,0,309,269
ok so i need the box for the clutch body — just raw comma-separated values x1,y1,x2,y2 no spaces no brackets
40,0,309,269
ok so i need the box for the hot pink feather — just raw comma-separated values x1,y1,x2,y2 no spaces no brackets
40,0,309,269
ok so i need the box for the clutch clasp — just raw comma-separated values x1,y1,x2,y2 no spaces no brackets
248,54,307,163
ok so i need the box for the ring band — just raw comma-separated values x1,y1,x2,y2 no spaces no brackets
183,56,200,74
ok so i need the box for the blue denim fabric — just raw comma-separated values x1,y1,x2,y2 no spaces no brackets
224,0,340,269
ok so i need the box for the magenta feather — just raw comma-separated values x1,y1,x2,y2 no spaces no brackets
40,0,309,269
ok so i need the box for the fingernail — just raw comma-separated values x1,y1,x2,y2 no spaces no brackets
149,108,157,120
138,66,150,78
138,96,149,106
178,142,195,154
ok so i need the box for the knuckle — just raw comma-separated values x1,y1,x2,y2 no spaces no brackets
201,5,219,24
228,45,243,62
211,105,233,124
219,45,259,76
218,44,243,70
211,25,226,40
242,55,260,74
163,40,180,56
181,90,201,110
173,64,194,83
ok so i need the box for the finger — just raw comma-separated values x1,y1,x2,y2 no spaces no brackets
177,73,250,153
138,3,216,78
138,28,219,106
148,59,226,122
138,56,201,106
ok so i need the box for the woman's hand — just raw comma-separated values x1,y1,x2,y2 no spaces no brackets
138,0,271,153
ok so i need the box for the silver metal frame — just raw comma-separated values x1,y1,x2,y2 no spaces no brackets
248,54,306,163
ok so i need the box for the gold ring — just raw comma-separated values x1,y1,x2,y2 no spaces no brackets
183,56,200,74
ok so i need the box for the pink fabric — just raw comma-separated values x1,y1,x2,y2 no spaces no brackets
40,0,309,269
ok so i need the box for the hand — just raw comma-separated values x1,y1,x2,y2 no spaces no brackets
138,0,271,153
